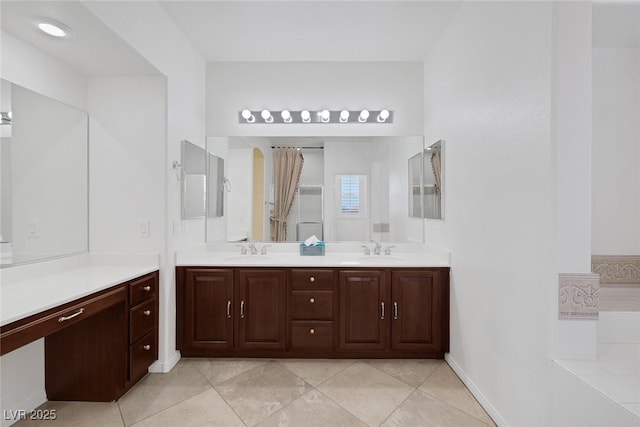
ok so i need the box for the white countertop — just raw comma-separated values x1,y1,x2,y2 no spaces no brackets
176,244,450,268
1,254,159,327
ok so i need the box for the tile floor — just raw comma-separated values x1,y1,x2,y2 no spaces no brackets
16,358,495,427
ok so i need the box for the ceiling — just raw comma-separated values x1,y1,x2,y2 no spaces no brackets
593,2,640,48
159,1,462,62
0,1,160,76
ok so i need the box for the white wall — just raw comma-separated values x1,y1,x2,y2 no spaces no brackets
0,31,86,110
206,62,423,137
592,47,640,254
88,76,166,254
86,1,207,372
423,2,555,426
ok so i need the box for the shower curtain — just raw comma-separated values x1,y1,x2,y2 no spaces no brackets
431,146,442,195
270,148,304,241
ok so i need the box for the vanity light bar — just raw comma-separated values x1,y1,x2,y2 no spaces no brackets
238,109,393,124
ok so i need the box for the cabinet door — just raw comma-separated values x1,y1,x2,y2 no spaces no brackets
391,270,444,352
184,269,234,351
339,270,388,350
237,269,286,350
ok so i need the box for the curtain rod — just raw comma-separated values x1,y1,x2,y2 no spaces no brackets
271,146,324,150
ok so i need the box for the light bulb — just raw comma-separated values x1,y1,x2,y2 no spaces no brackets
339,110,350,123
241,109,255,123
320,109,330,123
377,109,390,122
281,110,292,123
261,109,273,123
358,110,370,123
38,22,66,37
301,110,311,123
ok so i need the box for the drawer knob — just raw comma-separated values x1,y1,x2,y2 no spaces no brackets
309,276,315,283
309,297,315,304
143,286,151,292
143,310,151,316
309,328,315,335
143,344,151,351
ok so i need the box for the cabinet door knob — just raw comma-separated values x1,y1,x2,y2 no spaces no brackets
309,297,315,303
143,345,151,351
143,286,151,292
227,300,232,319
309,328,315,335
309,276,315,283
143,310,151,316
380,302,385,320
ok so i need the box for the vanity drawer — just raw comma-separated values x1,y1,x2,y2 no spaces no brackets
130,298,156,344
129,331,156,383
290,269,334,290
291,291,334,320
0,286,126,356
129,273,157,307
291,321,333,349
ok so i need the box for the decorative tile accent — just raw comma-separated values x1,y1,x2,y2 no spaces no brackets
592,256,640,286
559,273,600,320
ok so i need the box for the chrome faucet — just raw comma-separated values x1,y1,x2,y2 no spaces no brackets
372,240,382,255
236,244,247,255
260,244,271,255
361,245,371,255
384,245,396,255
247,242,258,255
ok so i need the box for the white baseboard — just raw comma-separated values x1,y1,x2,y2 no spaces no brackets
148,350,180,374
445,353,508,427
1,391,47,427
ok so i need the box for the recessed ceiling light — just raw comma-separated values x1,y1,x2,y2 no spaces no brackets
35,18,74,39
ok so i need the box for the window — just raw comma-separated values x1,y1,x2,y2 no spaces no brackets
340,175,360,214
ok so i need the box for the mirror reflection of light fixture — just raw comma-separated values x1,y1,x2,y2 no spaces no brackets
339,110,349,123
301,110,311,123
358,109,370,123
281,110,292,123
241,109,255,123
261,110,273,123
377,109,390,123
320,109,330,123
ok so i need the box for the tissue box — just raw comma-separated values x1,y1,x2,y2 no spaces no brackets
300,242,325,256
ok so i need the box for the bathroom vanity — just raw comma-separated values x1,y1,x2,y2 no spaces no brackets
0,263,159,401
176,250,450,359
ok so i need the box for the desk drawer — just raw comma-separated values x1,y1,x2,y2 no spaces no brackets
129,273,157,307
0,286,126,356
130,331,156,383
130,298,156,344
291,291,334,320
291,321,333,349
290,269,334,290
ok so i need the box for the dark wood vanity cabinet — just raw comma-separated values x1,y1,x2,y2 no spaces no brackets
176,266,449,358
178,268,287,356
1,271,159,402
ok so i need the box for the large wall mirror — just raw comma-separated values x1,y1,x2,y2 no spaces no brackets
409,139,444,220
205,135,426,244
181,139,225,219
0,79,89,267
